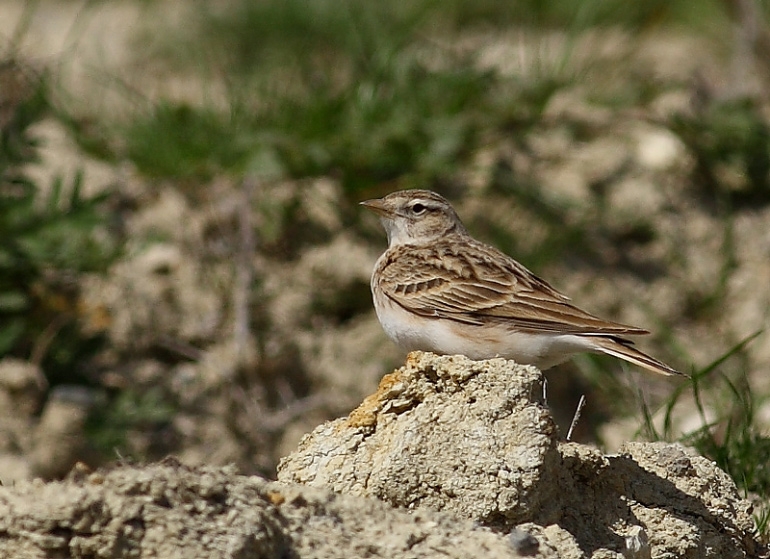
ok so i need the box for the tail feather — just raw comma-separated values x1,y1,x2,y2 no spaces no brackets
588,336,686,377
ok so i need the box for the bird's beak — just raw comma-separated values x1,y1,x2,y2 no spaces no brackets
359,198,392,217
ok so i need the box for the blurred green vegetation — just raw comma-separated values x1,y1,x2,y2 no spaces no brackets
86,387,177,457
672,98,770,208
641,331,770,541
0,59,116,384
67,0,738,196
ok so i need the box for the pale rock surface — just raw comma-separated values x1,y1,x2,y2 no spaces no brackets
279,352,762,559
0,353,763,558
0,459,543,559
279,352,558,526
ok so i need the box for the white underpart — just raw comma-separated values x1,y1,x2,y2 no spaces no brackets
373,292,598,369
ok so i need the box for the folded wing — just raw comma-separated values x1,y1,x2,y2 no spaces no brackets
378,239,649,336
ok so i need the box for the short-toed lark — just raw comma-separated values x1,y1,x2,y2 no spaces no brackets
361,189,682,376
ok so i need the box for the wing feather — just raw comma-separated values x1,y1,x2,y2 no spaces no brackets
376,239,648,336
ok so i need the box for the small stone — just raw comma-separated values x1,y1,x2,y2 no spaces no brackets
623,525,651,559
509,527,539,556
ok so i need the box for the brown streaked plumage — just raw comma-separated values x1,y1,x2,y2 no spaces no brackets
361,189,683,376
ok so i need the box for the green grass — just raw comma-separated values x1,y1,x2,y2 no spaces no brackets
670,98,770,209
68,0,738,198
639,331,770,541
86,387,177,460
0,56,117,383
67,0,511,194
68,61,499,193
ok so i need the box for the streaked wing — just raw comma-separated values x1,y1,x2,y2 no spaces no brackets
377,239,648,336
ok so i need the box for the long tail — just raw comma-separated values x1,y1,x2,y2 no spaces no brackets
588,336,686,377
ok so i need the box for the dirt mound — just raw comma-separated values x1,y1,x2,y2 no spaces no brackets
279,352,762,558
0,458,535,559
0,353,762,558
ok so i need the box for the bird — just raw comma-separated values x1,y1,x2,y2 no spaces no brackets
360,189,683,376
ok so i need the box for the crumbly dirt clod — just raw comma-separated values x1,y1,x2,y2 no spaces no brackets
0,352,764,558
0,458,552,559
278,352,762,559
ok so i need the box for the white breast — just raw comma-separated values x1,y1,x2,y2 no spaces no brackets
372,288,593,369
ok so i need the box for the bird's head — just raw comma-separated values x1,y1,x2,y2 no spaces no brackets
360,189,468,247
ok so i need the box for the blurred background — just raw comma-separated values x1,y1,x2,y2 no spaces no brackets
1,0,769,538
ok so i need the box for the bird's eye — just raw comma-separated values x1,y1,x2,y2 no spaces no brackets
411,203,427,215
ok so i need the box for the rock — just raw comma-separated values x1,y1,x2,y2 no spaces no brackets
622,525,650,559
0,352,763,558
278,352,761,559
83,238,226,351
509,527,541,556
0,358,46,418
278,351,558,526
0,459,540,559
29,386,102,479
0,359,47,482
0,454,31,484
